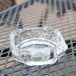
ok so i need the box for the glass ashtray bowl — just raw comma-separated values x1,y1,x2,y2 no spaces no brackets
9,27,68,66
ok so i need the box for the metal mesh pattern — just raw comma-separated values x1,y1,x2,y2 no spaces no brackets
0,0,76,76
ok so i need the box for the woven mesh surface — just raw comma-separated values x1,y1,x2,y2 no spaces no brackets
0,0,76,76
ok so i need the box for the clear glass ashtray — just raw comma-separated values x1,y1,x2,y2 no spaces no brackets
9,27,68,66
